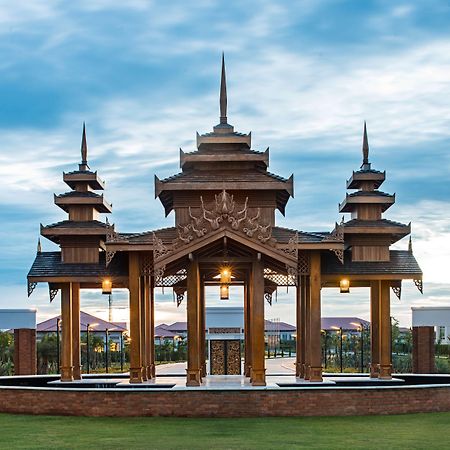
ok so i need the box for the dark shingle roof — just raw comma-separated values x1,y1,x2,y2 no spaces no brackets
344,219,409,228
160,169,289,184
56,191,102,199
44,220,108,229
28,252,127,279
322,250,422,275
347,190,393,198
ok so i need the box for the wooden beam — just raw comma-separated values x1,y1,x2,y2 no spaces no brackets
186,259,201,386
370,281,380,378
60,283,73,382
379,280,392,380
129,253,143,383
251,258,266,386
71,282,81,380
309,252,323,382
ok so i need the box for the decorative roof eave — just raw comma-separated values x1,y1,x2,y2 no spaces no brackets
322,273,422,283
63,171,105,190
54,194,112,213
346,170,386,190
343,223,411,235
179,147,269,168
27,275,129,287
196,131,251,148
339,193,395,213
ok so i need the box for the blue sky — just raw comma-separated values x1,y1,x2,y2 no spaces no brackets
0,0,449,327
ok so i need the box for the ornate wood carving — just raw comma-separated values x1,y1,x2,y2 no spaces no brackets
226,340,241,375
414,279,423,294
27,281,37,297
331,249,344,264
210,340,225,375
324,222,344,242
173,287,185,307
140,253,153,276
298,252,310,275
152,232,171,261
391,281,402,300
209,328,241,334
286,264,298,286
105,250,116,267
265,292,273,306
175,190,275,248
49,284,59,302
284,231,298,257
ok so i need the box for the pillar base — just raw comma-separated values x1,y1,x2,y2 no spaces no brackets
370,363,379,378
309,366,323,382
251,369,266,386
60,366,73,382
130,367,143,384
201,363,207,378
303,364,310,380
150,363,156,378
186,369,201,386
244,364,251,377
72,365,82,381
296,362,304,378
378,364,392,380
145,365,153,380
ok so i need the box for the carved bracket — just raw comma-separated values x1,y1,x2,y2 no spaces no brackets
49,284,59,302
414,279,423,294
173,287,185,308
331,249,344,264
28,281,37,297
391,281,402,300
106,250,116,267
265,292,273,306
323,222,344,242
153,232,171,261
284,231,298,258
286,265,298,286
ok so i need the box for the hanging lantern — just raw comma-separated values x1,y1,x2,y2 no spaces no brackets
102,278,112,295
220,284,229,300
340,278,350,294
220,267,232,284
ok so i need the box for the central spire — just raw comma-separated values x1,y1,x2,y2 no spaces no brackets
79,122,89,171
220,53,227,124
361,121,370,170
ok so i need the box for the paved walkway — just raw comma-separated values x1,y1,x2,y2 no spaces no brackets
155,357,297,376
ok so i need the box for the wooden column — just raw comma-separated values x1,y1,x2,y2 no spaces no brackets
129,253,143,383
199,277,206,378
244,274,252,377
309,252,323,382
251,257,266,386
295,275,303,377
379,280,392,379
140,275,148,381
60,283,73,382
370,281,380,378
149,275,155,378
186,258,201,386
71,282,81,380
303,276,311,380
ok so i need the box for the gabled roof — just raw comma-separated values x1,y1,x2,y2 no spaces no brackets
37,310,127,332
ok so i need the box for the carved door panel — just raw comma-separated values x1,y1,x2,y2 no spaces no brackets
210,340,241,375
226,340,241,375
210,340,226,375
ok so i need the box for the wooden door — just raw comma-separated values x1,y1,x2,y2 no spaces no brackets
210,340,241,375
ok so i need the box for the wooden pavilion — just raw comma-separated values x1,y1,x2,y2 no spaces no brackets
28,57,422,386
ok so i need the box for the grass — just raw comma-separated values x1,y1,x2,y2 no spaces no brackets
0,412,449,449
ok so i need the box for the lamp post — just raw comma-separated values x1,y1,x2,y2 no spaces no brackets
351,322,364,373
120,331,124,373
56,317,61,373
322,330,328,369
105,328,109,374
86,323,90,374
331,326,343,373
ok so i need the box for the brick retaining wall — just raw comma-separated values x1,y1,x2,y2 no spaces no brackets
0,385,450,417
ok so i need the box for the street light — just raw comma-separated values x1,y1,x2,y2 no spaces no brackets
56,317,61,373
105,328,109,374
331,326,343,373
351,322,364,373
86,322,99,374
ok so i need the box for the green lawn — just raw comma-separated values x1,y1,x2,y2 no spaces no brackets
0,412,449,449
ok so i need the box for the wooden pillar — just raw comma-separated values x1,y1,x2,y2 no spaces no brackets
186,258,201,386
129,253,143,383
251,257,266,386
370,281,380,378
295,275,303,377
149,275,156,378
140,275,148,381
244,274,252,377
303,276,311,380
71,282,81,380
60,283,73,382
309,252,323,382
379,280,392,379
199,277,206,378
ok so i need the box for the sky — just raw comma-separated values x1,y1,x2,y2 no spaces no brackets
0,0,449,328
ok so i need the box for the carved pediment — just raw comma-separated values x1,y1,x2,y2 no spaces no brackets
174,190,275,249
